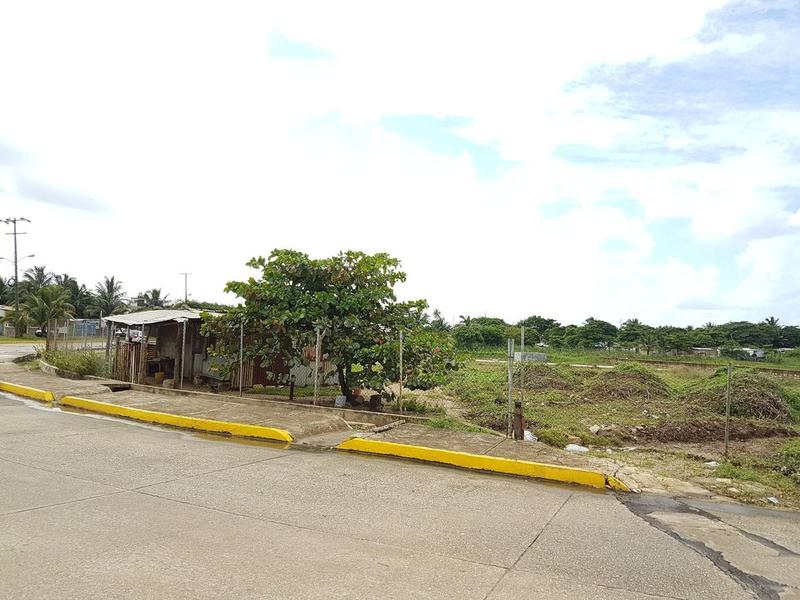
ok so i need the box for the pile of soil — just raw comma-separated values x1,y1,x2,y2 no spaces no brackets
683,369,792,421
640,418,798,442
582,363,671,402
518,364,578,392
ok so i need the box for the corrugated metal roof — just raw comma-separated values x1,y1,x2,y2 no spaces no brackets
103,309,212,326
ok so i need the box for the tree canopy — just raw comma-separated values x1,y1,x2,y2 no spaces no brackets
204,249,453,400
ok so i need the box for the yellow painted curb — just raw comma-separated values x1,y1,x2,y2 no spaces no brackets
60,396,294,442
337,437,631,492
0,381,55,403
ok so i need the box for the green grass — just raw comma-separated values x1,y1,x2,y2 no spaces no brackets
458,346,800,372
424,417,486,433
390,397,446,415
247,385,340,397
0,336,41,344
714,460,799,496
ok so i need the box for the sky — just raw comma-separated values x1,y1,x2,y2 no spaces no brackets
1,0,798,327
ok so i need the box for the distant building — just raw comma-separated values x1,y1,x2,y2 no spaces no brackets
690,347,720,357
740,347,766,360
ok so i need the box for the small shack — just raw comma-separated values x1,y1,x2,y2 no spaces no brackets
104,309,222,388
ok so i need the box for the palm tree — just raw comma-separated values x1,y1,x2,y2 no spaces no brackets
90,276,127,317
136,288,170,309
22,265,53,295
458,315,472,326
0,275,10,305
21,285,75,349
764,316,780,327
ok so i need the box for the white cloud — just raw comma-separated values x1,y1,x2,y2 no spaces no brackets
0,0,797,326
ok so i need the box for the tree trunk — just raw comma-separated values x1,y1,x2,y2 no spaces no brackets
336,364,351,402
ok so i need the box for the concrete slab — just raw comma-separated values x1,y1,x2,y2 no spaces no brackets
0,410,292,489
0,459,120,515
487,568,682,600
143,449,573,567
515,492,751,599
0,491,503,600
683,498,800,555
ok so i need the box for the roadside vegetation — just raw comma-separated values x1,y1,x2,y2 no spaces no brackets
38,348,110,377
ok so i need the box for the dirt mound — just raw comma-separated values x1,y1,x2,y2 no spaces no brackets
582,363,671,402
640,418,798,442
683,369,792,421
518,364,578,392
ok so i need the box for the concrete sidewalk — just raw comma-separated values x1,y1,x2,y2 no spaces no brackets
0,362,713,494
0,363,351,440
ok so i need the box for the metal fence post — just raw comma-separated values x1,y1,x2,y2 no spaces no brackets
520,326,525,424
238,320,244,397
724,362,732,459
507,338,515,438
313,326,322,406
398,330,404,414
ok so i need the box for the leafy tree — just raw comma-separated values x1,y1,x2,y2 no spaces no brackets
577,317,618,348
779,326,800,348
618,318,646,349
453,326,485,349
205,250,427,401
542,325,566,347
656,326,692,354
352,327,457,392
136,288,171,309
516,315,561,342
90,276,127,317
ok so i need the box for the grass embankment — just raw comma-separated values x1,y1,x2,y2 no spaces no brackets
439,359,800,504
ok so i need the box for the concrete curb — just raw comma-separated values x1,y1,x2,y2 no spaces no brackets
0,381,55,403
336,437,631,492
60,395,294,443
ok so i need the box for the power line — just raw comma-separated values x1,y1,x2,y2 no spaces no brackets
2,217,31,338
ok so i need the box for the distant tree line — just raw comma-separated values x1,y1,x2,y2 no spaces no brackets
433,313,800,353
0,265,227,336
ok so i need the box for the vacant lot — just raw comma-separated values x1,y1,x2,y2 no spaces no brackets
405,359,800,506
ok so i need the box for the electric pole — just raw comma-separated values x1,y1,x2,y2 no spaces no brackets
3,217,30,337
179,272,191,303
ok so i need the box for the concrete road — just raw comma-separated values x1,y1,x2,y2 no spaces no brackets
1,392,798,599
0,341,42,362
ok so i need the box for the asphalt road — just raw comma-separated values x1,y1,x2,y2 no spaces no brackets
1,392,798,599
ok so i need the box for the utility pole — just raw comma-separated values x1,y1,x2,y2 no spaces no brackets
3,217,30,338
179,272,191,303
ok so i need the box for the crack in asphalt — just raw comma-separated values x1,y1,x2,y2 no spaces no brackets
619,493,791,600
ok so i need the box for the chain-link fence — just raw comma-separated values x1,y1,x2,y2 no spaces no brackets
395,328,800,464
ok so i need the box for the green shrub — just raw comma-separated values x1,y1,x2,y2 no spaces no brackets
535,428,569,447
779,439,800,483
41,349,108,377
